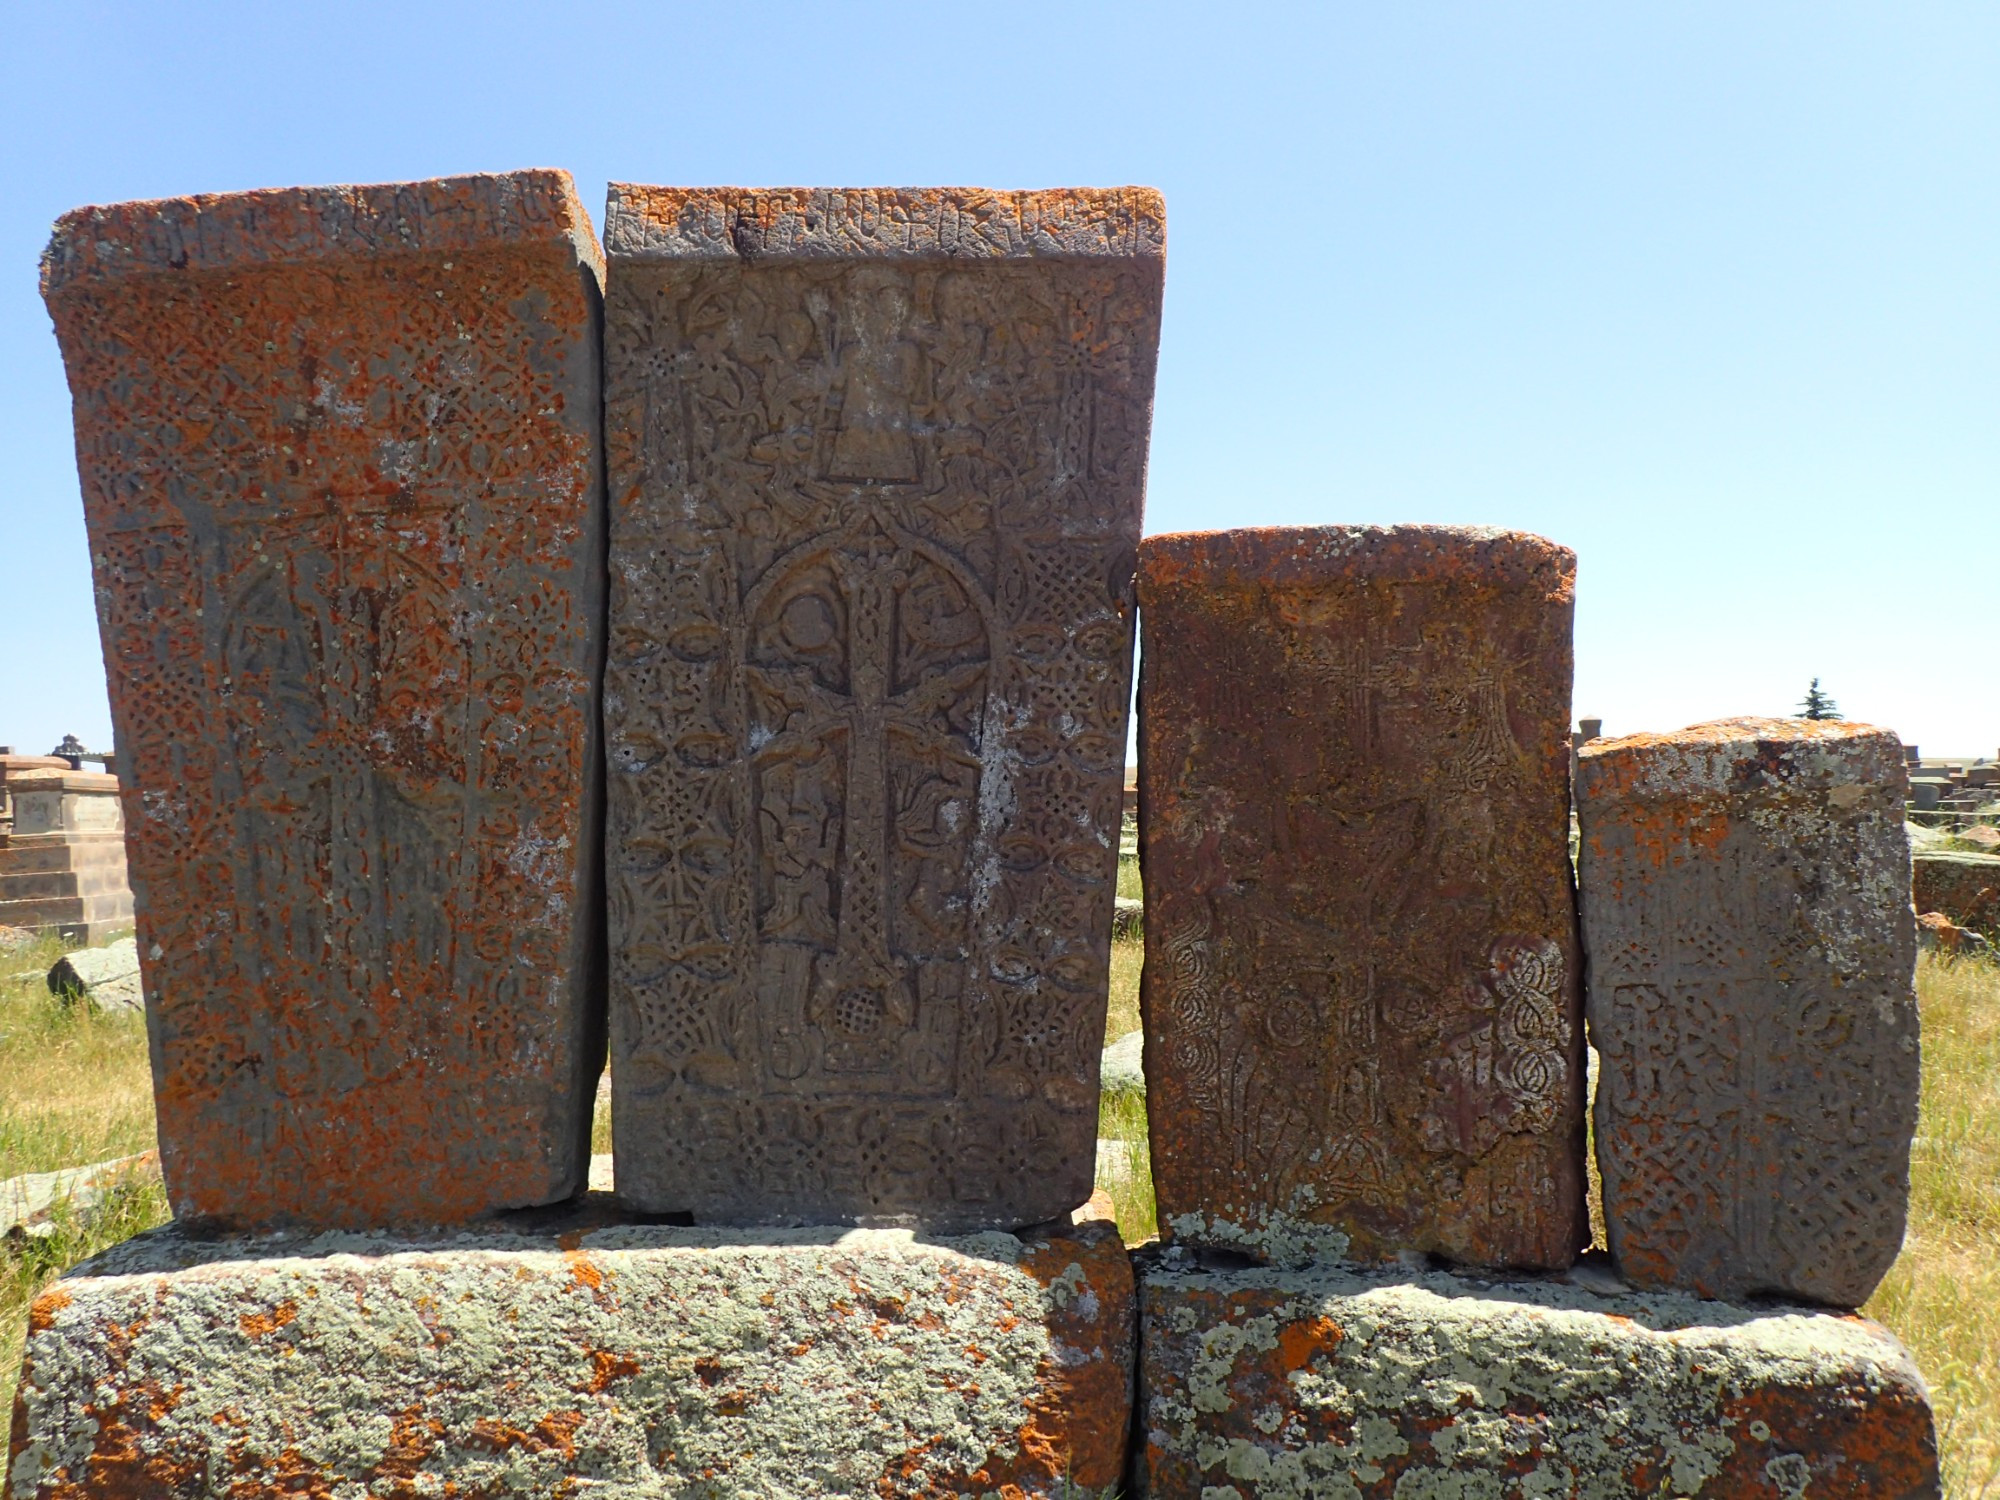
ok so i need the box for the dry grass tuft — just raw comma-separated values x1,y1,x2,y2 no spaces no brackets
0,931,170,1419
1,923,1992,1491
1867,952,2000,1500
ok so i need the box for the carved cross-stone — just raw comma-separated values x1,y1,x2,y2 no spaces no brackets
602,186,1165,1229
1137,525,1588,1270
40,172,608,1228
1579,718,1920,1306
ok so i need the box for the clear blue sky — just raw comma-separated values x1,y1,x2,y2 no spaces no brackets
2,3,1993,758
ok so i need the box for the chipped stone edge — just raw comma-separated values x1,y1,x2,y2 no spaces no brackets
42,169,605,294
603,184,1167,262
1136,524,1577,597
1577,717,1909,803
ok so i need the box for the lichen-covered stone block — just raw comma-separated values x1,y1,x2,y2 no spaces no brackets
41,173,608,1228
1578,719,1920,1306
1137,526,1587,1270
601,187,1165,1229
7,1200,1133,1500
1911,849,2000,939
1135,1254,1939,1500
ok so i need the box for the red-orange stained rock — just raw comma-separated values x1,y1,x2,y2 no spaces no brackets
40,173,607,1229
1578,719,1919,1307
7,1200,1134,1498
1137,526,1587,1269
1135,1255,1940,1500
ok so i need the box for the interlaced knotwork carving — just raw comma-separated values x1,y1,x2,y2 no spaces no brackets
602,188,1164,1228
1581,760,1922,1310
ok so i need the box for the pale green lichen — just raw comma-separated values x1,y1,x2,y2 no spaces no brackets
10,1221,1120,1500
1142,1260,1931,1500
1169,1204,1353,1269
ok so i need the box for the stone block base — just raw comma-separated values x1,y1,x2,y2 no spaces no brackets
1136,1252,1938,1500
9,1199,1133,1498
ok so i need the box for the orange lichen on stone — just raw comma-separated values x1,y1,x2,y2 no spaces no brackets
1137,1256,1940,1500
9,1209,1134,1498
40,171,608,1231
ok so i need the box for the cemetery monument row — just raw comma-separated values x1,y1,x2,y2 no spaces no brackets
1137,525,1588,1268
40,171,609,1229
600,186,1166,1228
1578,717,1921,1306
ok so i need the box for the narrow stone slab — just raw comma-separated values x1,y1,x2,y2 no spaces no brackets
1136,1254,1939,1500
41,173,608,1228
1137,526,1586,1269
8,1201,1134,1499
1578,719,1920,1306
601,186,1165,1228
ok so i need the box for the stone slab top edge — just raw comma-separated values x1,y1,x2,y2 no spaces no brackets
41,169,604,295
1577,717,1908,802
1,769,120,793
1136,523,1575,596
1138,1252,1921,1375
603,183,1165,262
65,1191,1123,1281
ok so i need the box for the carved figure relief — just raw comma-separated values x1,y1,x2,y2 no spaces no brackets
1138,527,1587,1270
602,187,1165,1228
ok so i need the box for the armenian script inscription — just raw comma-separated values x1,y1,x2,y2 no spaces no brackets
1138,527,1588,1268
602,187,1166,1227
41,173,608,1228
1579,719,1919,1306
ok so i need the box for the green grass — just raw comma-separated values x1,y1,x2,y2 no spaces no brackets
0,931,170,1419
5,919,1993,1495
1865,952,2000,1500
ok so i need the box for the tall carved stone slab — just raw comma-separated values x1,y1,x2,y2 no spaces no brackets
1578,718,1920,1306
602,187,1165,1227
1138,527,1587,1269
41,172,607,1228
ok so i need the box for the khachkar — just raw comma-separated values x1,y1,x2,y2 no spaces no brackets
40,172,608,1228
1578,718,1921,1306
601,186,1165,1227
1136,526,1587,1269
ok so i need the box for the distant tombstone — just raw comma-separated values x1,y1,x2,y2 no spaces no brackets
601,186,1165,1228
1578,719,1920,1306
1137,526,1588,1269
41,172,608,1228
0,768,133,944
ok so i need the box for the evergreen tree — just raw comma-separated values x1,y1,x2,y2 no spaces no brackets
1798,678,1841,720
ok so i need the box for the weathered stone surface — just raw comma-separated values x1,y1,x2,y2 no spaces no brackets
1137,526,1586,1269
47,936,142,1013
0,1153,158,1243
1101,1029,1145,1099
1135,1254,1939,1500
8,1198,1135,1499
1911,850,2000,939
1578,719,1920,1306
601,186,1165,1228
41,172,608,1228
